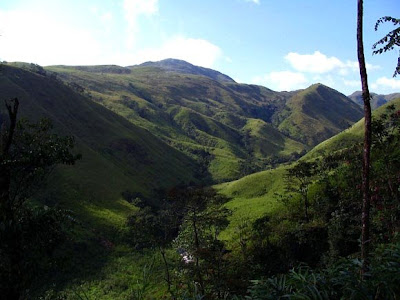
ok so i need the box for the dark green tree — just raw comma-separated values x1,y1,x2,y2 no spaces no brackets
127,204,179,298
0,98,80,299
285,161,318,222
172,186,231,298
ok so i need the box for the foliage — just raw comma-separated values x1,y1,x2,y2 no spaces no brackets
246,242,400,299
285,161,318,222
0,99,80,299
372,16,400,77
173,187,232,297
126,186,233,299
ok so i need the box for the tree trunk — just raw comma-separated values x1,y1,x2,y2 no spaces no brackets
357,0,372,277
160,248,175,299
192,214,205,296
0,98,21,300
0,98,19,218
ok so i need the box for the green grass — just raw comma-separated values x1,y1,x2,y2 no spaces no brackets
215,165,289,239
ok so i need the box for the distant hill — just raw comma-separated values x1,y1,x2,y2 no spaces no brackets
278,84,363,146
348,91,400,110
132,58,235,82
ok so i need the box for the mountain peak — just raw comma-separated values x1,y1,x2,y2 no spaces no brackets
132,58,235,83
348,90,400,110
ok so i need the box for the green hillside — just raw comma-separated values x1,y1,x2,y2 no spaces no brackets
0,62,373,298
42,60,362,182
278,83,363,146
215,166,288,238
0,64,198,231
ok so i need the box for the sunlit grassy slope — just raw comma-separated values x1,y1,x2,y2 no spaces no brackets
215,165,288,238
45,63,299,181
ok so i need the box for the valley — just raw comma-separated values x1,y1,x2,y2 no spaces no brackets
1,60,399,299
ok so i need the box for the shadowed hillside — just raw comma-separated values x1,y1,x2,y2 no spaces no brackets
0,64,199,230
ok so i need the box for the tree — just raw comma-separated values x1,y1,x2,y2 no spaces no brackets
285,161,318,222
357,0,373,277
372,16,400,77
127,204,179,298
0,98,80,299
172,186,231,298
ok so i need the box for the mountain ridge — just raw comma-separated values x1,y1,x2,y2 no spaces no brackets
2,60,364,183
348,90,400,109
131,58,235,83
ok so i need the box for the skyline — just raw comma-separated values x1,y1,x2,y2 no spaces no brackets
0,0,399,95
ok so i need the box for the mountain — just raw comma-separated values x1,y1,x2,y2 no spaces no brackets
45,62,300,181
277,84,363,146
348,91,400,110
43,61,363,181
132,58,235,82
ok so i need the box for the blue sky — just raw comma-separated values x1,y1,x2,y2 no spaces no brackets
0,0,399,95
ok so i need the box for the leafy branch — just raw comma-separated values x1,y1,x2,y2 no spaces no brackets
372,16,400,77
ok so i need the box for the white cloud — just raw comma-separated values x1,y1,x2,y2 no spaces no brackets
252,71,308,91
343,79,361,88
245,0,260,4
123,0,159,48
123,0,158,25
0,7,223,68
285,51,343,73
312,74,336,88
373,77,400,90
113,36,223,68
0,10,102,65
101,12,113,23
285,51,380,75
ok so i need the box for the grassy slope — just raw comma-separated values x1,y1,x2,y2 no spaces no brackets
215,166,288,238
278,84,363,146
45,64,307,182
0,64,198,231
45,65,364,183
